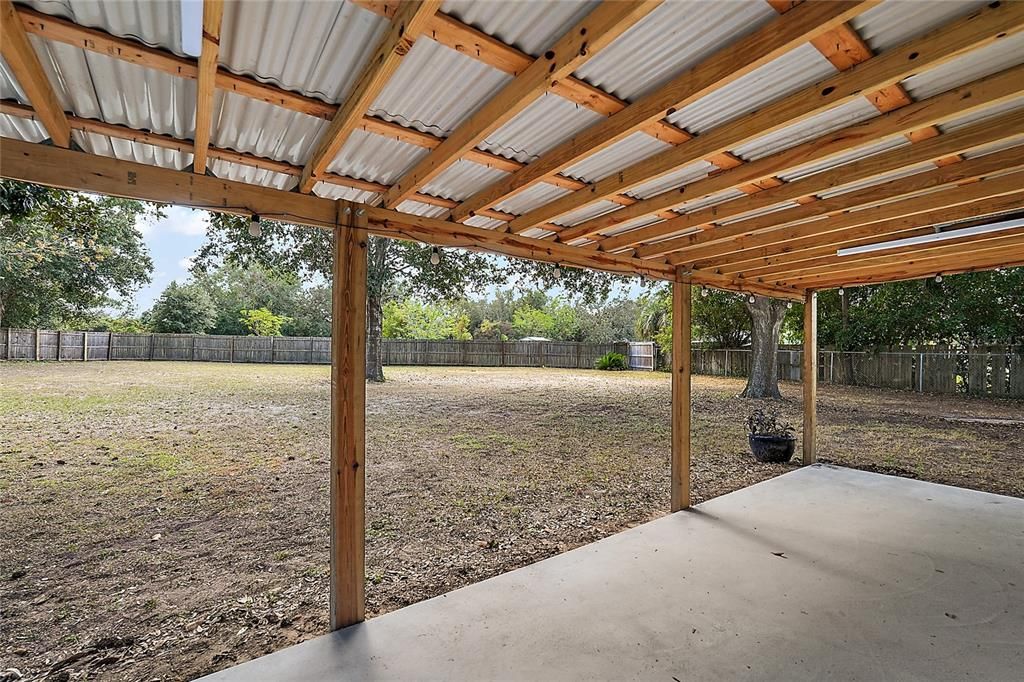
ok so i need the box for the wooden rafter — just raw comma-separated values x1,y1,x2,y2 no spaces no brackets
381,0,663,209
448,0,876,224
0,0,70,147
298,1,442,194
673,168,1024,268
192,0,223,174
507,0,1024,235
579,65,1024,250
637,111,1024,259
717,195,1024,277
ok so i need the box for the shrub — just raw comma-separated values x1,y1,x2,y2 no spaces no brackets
595,351,628,371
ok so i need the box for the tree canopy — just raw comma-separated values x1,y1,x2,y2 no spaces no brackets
0,180,157,327
146,282,217,334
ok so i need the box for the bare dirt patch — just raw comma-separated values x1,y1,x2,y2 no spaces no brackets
1,362,1021,680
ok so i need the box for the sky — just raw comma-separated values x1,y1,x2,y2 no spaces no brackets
131,206,210,313
129,207,647,313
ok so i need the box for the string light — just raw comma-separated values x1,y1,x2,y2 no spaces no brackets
248,214,262,237
429,246,440,266
787,301,793,309
553,263,562,280
747,294,756,304
700,285,709,298
934,274,943,283
838,286,845,297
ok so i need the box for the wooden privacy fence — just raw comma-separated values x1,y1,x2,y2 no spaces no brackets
691,345,1024,398
0,329,631,370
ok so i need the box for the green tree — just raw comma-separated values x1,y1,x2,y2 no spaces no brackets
0,180,157,327
577,296,638,343
382,299,471,340
286,285,332,337
147,282,217,333
194,218,622,381
239,307,290,336
195,263,303,336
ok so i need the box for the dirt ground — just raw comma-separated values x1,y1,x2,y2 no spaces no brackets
1,362,1021,681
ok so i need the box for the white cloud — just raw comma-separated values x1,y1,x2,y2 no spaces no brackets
177,256,194,271
167,209,209,236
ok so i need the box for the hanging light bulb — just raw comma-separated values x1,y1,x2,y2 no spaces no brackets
787,301,793,309
701,285,709,298
747,294,756,304
248,214,262,237
838,286,845,297
429,246,440,266
553,263,562,280
934,273,943,283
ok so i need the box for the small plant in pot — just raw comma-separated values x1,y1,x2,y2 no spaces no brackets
745,407,796,463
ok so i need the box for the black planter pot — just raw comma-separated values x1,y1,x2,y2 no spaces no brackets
748,434,796,463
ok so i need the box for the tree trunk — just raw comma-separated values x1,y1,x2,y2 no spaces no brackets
365,293,384,382
364,236,389,383
741,295,786,399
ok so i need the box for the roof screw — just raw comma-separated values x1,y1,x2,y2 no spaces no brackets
344,207,351,214
357,209,365,216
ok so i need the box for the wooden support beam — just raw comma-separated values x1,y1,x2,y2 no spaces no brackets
671,161,1024,265
330,200,368,629
671,280,691,511
193,0,223,174
451,0,875,224
508,0,1024,233
381,0,662,208
642,116,1024,261
0,0,70,147
299,1,441,193
571,64,1024,249
802,290,817,466
0,137,678,282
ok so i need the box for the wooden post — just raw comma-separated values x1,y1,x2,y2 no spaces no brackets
230,336,235,363
82,331,88,361
5,327,11,360
671,281,692,512
56,330,61,361
107,332,113,360
330,201,367,630
33,328,39,360
802,290,818,466
191,334,197,361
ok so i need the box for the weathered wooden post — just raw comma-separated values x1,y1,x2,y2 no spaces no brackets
671,279,692,512
82,331,88,361
56,330,61,361
803,290,818,465
330,201,367,630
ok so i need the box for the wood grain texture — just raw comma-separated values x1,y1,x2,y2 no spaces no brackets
671,280,692,511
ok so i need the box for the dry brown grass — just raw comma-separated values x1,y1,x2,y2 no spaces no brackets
0,362,1020,680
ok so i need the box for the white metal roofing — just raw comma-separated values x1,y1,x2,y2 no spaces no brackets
1,0,1021,251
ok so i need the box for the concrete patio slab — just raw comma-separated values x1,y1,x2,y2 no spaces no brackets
198,465,1024,681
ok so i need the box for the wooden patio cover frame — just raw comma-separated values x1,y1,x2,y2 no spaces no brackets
2,0,1023,631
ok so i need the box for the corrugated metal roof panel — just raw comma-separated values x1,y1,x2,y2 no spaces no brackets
938,95,1024,133
961,137,1024,160
667,43,837,135
30,36,196,139
218,0,388,103
463,214,507,231
553,199,621,227
326,129,429,184
73,130,192,171
421,159,509,201
778,137,909,183
0,56,28,101
718,200,801,226
20,0,186,55
213,92,327,166
600,214,663,238
371,38,510,136
0,113,48,142
849,0,985,54
562,131,673,183
210,159,296,192
440,0,596,57
816,162,937,200
626,159,718,200
478,92,605,163
312,182,381,205
902,32,1024,101
395,200,449,219
520,227,556,239
574,0,777,102
493,182,571,216
732,98,880,161
676,188,747,214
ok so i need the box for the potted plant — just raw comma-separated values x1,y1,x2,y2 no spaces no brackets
745,407,796,463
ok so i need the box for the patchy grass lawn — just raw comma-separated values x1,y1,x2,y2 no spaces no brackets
0,362,1021,680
